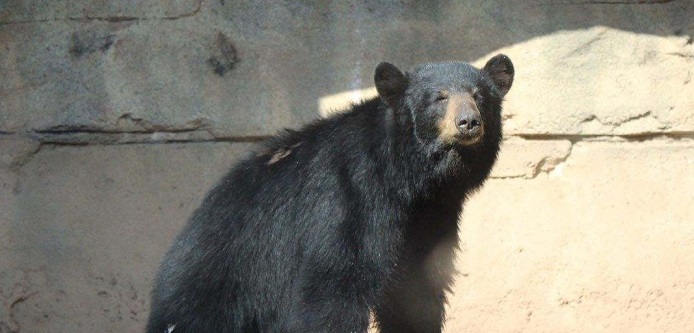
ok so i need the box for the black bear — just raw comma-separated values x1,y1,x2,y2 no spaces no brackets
146,54,514,333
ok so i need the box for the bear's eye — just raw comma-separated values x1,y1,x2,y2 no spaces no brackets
434,93,448,103
472,90,483,103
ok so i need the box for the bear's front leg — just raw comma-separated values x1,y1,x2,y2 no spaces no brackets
287,292,371,333
373,263,448,333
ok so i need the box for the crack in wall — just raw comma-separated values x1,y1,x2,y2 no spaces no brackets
6,146,41,173
580,110,655,127
576,110,676,133
0,137,41,172
0,0,203,26
540,0,677,5
564,30,606,58
1,132,692,172
531,142,575,178
4,131,693,145
36,116,214,135
31,131,269,145
516,132,694,141
666,52,694,59
4,292,38,333
0,269,43,333
491,139,575,180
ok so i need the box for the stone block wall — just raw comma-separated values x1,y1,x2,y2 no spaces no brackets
1,1,693,332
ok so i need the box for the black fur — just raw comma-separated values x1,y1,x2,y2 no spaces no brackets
147,55,514,333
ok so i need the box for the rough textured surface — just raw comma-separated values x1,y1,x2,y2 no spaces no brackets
0,143,255,333
450,140,694,333
490,138,573,179
2,0,692,137
1,0,693,332
489,27,694,136
3,140,693,333
0,0,201,22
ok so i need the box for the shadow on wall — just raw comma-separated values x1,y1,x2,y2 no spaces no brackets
302,0,693,101
311,1,693,134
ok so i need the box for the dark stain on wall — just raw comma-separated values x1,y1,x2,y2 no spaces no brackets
207,32,239,77
69,31,116,58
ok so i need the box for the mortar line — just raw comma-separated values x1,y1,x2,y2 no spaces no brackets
3,131,693,146
0,0,203,26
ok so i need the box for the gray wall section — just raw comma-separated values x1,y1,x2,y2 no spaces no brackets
1,142,255,333
2,0,692,136
1,0,693,332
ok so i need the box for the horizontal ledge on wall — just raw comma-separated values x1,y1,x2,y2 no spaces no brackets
1,131,692,146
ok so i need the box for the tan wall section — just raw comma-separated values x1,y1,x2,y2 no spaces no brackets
450,140,694,332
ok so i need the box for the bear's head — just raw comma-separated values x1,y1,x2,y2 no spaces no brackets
374,55,514,154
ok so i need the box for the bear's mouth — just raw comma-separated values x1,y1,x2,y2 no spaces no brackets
455,126,484,146
437,131,484,151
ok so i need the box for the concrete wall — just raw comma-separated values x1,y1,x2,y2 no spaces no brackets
1,0,693,332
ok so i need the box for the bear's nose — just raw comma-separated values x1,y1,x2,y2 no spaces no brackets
457,114,482,133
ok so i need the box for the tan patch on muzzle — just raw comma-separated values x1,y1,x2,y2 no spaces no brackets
437,92,482,143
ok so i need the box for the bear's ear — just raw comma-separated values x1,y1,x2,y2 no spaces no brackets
482,54,514,97
375,62,408,108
